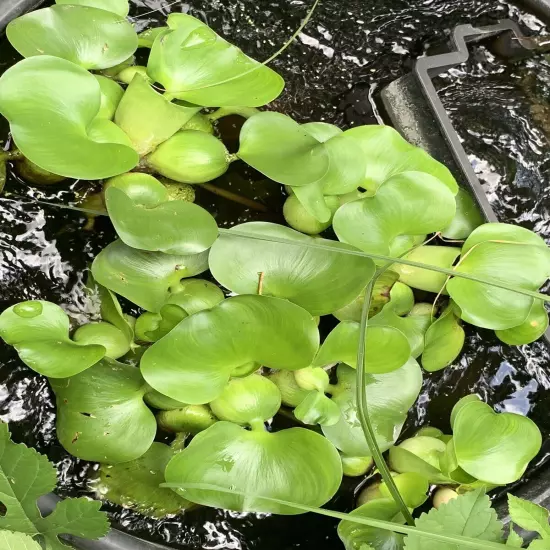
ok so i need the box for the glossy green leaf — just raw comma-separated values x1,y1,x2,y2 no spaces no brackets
338,499,405,550
95,75,124,120
114,74,200,155
147,13,283,106
209,374,281,425
51,359,156,463
313,321,410,374
344,125,458,194
333,271,399,322
452,396,542,485
322,362,423,456
0,301,105,378
447,223,550,330
105,174,218,255
164,421,342,514
341,455,373,477
395,246,461,294
73,321,130,359
147,130,230,184
508,495,550,540
165,279,225,315
141,295,319,404
441,188,484,239
422,304,465,372
496,300,549,345
333,172,456,257
91,239,209,312
144,387,187,411
209,222,375,316
289,184,338,224
0,56,138,179
7,5,137,69
294,391,341,426
379,473,429,509
55,0,130,17
95,443,191,518
384,282,415,316
95,281,134,344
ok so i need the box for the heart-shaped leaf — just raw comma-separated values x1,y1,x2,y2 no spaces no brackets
73,321,130,360
51,359,157,463
92,239,209,312
105,173,218,255
0,56,138,179
312,321,411,374
209,374,281,426
95,443,191,518
395,246,461,294
495,301,549,345
422,303,465,372
164,421,342,513
140,295,319,404
452,396,542,485
0,301,105,378
147,13,283,106
7,5,137,69
333,172,456,257
114,74,200,155
55,0,130,17
146,130,230,184
95,75,124,120
321,362,423,456
209,222,375,316
447,223,550,330
343,125,458,194
441,188,484,239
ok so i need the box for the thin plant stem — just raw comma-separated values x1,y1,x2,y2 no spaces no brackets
199,183,268,212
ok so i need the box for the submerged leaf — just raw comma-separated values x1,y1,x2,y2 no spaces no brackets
7,5,137,69
91,239,209,312
147,13,283,106
164,422,342,514
141,295,318,404
0,56,138,179
0,301,105,377
209,222,375,316
51,359,156,463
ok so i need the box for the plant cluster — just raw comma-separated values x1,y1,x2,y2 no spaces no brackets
0,0,550,549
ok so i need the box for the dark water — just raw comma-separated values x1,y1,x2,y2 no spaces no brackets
1,0,550,548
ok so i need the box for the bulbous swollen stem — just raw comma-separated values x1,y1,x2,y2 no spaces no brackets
249,418,267,432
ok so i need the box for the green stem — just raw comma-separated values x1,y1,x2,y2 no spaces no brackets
199,183,269,212
219,229,550,303
207,107,260,121
170,433,188,452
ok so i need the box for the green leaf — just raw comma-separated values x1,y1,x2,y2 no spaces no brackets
0,56,138,179
422,304,465,372
55,0,129,17
114,74,200,155
447,223,550,330
379,473,429,509
95,282,134,344
164,421,342,514
164,279,225,316
452,396,542,484
0,301,105,377
333,172,456,258
496,300,549,345
51,359,156,463
313,321,411,374
209,222,375,316
209,374,281,425
141,295,319,404
322,362,422,456
105,173,218,255
0,423,109,545
508,495,550,539
95,443,192,518
384,282,415,316
294,391,341,426
441,188,484,239
338,499,405,550
506,524,524,547
0,531,41,550
138,27,167,48
343,125,458,194
394,246,461,294
529,540,550,549
147,13,283,106
7,5,137,69
404,489,503,550
268,370,310,408
91,239,209,312
94,75,124,120
333,271,399,322
72,321,130,360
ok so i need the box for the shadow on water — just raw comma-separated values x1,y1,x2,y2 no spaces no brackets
0,0,550,548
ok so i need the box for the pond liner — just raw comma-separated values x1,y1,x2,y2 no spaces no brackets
381,19,550,538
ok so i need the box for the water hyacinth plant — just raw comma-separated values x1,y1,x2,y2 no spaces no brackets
0,0,550,548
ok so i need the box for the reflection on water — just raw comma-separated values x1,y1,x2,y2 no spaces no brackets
0,0,549,548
